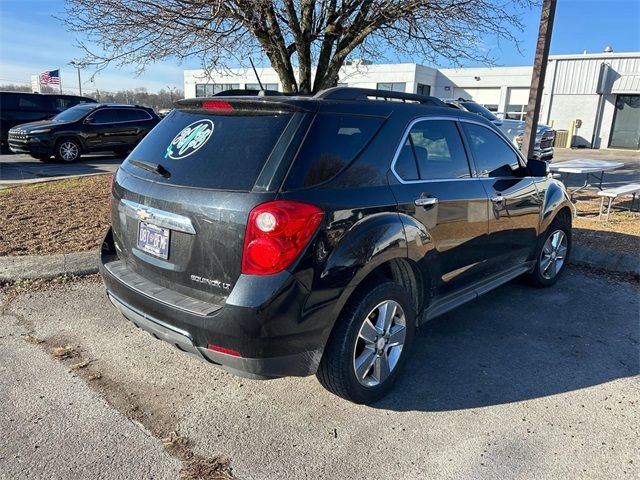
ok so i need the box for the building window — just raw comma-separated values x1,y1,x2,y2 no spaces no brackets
506,104,527,121
417,84,431,96
195,84,240,97
377,82,406,92
244,83,279,91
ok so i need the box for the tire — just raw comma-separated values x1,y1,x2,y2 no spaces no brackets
316,282,415,404
54,139,81,163
529,212,571,287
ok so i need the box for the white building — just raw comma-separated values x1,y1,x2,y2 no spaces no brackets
184,51,640,150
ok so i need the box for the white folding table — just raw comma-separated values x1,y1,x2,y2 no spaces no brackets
548,159,625,199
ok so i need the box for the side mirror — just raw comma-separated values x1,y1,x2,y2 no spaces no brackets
527,158,550,177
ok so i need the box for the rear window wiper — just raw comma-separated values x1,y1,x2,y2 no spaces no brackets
129,159,171,178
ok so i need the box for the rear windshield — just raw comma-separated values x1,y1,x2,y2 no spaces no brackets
460,102,498,122
125,109,292,190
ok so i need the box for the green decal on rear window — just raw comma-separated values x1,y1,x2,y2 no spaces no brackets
165,119,214,159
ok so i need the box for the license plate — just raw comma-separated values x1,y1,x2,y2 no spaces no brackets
137,222,170,259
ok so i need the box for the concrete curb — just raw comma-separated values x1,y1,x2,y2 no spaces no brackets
0,242,637,284
0,251,98,283
0,172,113,189
569,244,639,276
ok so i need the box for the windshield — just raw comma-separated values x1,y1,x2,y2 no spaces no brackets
459,102,498,122
53,105,95,122
124,109,292,190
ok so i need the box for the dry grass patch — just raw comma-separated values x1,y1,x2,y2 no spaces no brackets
0,175,112,256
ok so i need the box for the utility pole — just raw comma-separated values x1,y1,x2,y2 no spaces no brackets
167,85,177,103
522,0,557,160
69,61,82,96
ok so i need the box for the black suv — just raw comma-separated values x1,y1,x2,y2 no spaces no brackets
99,87,574,403
0,91,96,151
8,103,160,162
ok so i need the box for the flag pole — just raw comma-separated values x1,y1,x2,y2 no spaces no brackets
59,68,63,94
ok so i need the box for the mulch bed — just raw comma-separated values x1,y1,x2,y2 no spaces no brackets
0,176,638,259
0,175,112,256
572,192,640,257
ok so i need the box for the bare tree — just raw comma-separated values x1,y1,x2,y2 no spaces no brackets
94,88,184,110
0,84,57,93
64,0,535,94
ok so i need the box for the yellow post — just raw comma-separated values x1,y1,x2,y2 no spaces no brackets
549,119,554,128
566,120,575,148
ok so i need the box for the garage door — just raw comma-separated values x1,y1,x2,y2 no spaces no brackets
506,88,530,120
452,87,500,109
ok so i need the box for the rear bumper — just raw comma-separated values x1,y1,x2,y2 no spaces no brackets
99,228,326,379
106,291,321,379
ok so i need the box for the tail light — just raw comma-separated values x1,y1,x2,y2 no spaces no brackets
241,201,324,275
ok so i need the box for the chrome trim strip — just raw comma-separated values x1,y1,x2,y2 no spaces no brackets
389,116,527,185
119,199,196,234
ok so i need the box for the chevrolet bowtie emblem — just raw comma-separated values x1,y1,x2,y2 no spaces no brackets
136,208,152,221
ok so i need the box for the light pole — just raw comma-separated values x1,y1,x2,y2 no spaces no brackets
69,61,82,96
166,85,177,103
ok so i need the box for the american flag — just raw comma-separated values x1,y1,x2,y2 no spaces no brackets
40,69,60,85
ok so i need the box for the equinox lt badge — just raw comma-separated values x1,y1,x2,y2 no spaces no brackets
190,274,231,290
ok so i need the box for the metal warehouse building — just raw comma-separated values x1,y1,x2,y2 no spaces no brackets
184,50,640,150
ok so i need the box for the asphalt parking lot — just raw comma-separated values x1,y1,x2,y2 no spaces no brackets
0,152,122,187
1,267,638,479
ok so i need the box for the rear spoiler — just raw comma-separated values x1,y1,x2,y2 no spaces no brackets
174,96,317,114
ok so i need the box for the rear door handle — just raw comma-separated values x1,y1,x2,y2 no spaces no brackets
415,197,438,207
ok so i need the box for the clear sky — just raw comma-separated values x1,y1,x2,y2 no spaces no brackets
1,0,638,94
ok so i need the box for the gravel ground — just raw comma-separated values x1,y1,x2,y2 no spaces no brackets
1,268,638,479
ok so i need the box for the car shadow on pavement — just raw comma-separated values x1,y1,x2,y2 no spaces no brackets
374,270,639,412
0,153,124,182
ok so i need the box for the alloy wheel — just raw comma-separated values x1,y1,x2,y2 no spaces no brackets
59,141,79,162
540,229,568,280
352,300,406,387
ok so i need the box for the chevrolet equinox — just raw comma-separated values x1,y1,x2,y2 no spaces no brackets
99,87,574,404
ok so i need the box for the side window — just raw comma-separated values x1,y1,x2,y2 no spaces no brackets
18,95,47,110
88,109,118,123
114,109,142,122
462,123,522,177
284,114,383,189
52,97,72,112
133,109,152,120
394,138,419,181
393,120,471,181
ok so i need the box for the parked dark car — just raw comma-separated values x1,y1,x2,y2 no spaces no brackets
0,91,96,151
99,87,574,403
498,119,556,160
8,103,160,162
443,98,502,125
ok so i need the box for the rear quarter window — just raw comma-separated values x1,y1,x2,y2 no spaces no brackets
284,113,384,189
125,109,292,191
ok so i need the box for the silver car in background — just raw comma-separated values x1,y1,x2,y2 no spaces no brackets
498,119,555,160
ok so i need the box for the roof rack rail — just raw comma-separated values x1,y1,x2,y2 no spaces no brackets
315,87,446,106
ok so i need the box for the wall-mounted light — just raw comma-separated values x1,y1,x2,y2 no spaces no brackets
474,76,481,81
444,86,451,91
